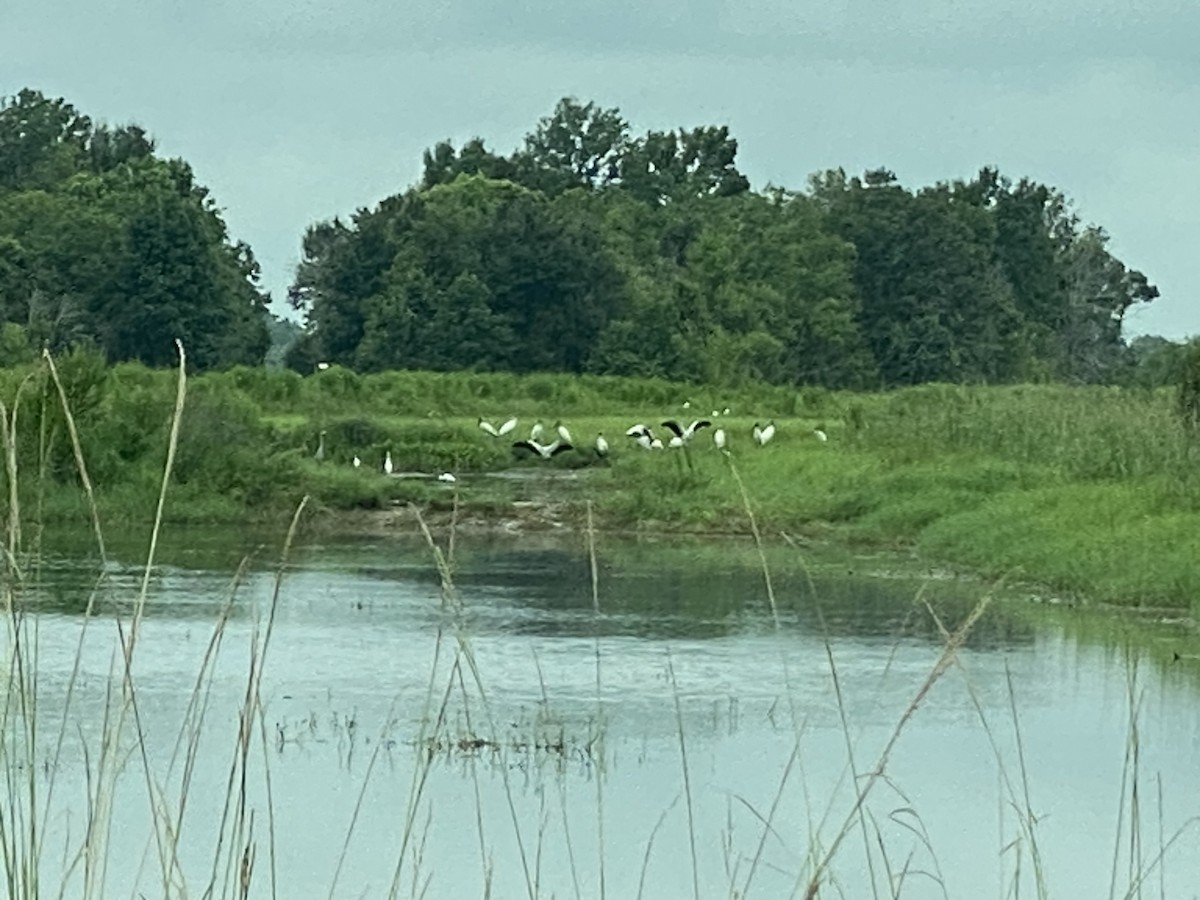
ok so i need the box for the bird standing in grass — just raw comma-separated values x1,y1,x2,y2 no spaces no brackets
383,451,394,475
513,438,573,459
314,430,327,462
438,472,456,483
352,455,361,468
594,433,610,458
713,428,727,451
530,421,545,442
555,421,573,444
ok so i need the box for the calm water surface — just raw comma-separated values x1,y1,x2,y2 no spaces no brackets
11,528,1200,899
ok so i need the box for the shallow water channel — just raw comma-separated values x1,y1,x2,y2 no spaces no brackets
11,526,1200,898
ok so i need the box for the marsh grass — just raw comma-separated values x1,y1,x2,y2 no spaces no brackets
0,354,1197,897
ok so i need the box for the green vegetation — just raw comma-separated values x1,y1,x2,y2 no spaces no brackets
2,355,1197,613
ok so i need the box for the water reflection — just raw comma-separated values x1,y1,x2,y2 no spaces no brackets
6,526,1199,899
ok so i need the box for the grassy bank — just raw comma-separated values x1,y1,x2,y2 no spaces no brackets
2,354,1198,611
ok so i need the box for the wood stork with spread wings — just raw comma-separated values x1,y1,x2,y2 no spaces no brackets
512,438,574,460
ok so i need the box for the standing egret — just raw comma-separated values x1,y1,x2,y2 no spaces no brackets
513,438,574,459
438,472,457,483
530,421,545,442
713,428,727,451
383,452,394,475
314,430,327,462
813,426,828,443
352,455,361,469
594,433,610,458
555,421,573,444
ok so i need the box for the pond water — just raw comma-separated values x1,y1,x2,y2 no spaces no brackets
7,526,1200,899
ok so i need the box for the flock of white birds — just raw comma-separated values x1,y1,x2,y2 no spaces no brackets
318,405,828,480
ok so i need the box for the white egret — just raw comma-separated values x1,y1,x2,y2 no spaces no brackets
555,421,573,444
530,421,545,442
813,427,828,443
352,455,361,468
314,429,327,462
513,438,574,459
594,433,610,458
383,452,394,475
713,428,727,450
438,472,457,483
316,362,330,371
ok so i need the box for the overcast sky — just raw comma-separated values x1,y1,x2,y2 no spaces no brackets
3,0,1196,338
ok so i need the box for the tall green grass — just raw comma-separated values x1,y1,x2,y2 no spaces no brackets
0,347,1196,896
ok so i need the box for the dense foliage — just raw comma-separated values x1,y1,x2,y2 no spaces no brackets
288,97,1162,388
0,89,270,370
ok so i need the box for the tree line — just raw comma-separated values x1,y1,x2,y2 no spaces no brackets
0,89,1180,387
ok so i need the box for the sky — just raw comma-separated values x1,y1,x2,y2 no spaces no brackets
2,0,1197,339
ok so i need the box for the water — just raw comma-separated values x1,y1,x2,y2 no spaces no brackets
7,528,1200,898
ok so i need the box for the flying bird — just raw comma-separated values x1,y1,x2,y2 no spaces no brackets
752,421,777,446
513,438,574,459
479,416,517,437
662,419,712,441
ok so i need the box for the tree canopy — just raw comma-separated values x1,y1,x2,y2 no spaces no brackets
290,97,1161,387
0,89,270,369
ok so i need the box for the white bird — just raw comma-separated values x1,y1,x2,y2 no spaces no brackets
813,427,828,443
625,423,653,438
383,451,394,475
723,407,731,416
650,438,664,450
711,410,720,417
555,421,573,444
513,438,574,459
438,472,457,483
662,419,712,442
478,416,517,437
634,433,653,450
752,421,777,447
530,421,545,442
682,401,691,409
352,455,361,468
316,362,330,371
667,435,685,449
594,433,610,458
314,429,327,462
714,428,727,451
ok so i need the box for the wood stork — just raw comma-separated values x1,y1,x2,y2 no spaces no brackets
667,435,685,449
513,438,573,459
634,433,653,450
594,433,610,458
649,437,664,450
555,421,573,444
752,421,777,446
383,451,394,474
625,423,653,439
662,419,712,442
479,416,517,438
713,427,727,451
